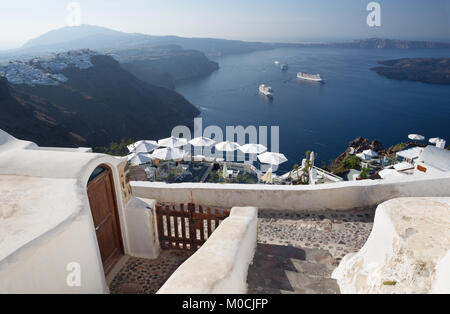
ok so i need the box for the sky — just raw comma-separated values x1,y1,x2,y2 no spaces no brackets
1,0,450,49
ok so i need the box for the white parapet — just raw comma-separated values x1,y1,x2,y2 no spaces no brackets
157,207,258,294
132,172,450,211
332,197,450,294
123,197,160,260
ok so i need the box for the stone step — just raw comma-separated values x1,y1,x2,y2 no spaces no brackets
290,259,334,278
284,270,340,294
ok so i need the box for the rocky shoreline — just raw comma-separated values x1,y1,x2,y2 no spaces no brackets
371,57,450,85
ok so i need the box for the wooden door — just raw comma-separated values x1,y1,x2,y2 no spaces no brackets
87,166,123,274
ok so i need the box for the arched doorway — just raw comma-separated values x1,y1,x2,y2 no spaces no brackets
87,165,124,274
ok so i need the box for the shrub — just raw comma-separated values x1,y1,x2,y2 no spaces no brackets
360,167,370,179
339,155,361,171
95,138,134,156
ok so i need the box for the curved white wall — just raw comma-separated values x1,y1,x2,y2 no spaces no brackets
157,207,258,294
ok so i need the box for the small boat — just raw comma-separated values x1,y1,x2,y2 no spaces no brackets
280,64,288,71
297,72,324,82
274,61,280,65
259,84,273,98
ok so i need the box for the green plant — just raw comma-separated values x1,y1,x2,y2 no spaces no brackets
339,155,361,171
95,138,134,156
360,167,370,179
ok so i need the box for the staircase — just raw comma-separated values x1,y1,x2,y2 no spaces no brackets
247,243,340,294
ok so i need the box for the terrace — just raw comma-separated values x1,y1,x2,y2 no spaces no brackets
1,129,449,294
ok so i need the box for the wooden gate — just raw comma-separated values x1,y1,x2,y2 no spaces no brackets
155,203,231,251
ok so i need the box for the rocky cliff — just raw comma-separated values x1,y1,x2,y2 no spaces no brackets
0,50,200,148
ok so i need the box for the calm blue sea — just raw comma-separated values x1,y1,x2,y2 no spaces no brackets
176,48,450,172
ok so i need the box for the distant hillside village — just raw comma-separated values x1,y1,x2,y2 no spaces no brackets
0,50,97,86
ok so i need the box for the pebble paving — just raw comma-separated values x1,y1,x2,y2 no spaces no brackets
109,250,192,294
109,208,375,294
248,208,375,294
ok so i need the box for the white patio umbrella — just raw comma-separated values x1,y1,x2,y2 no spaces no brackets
127,141,141,153
238,144,267,154
362,149,378,158
257,152,288,166
158,136,188,148
126,152,136,161
408,134,425,141
151,147,186,161
129,153,153,166
356,153,371,161
128,140,159,153
189,137,216,147
429,137,444,144
215,141,240,152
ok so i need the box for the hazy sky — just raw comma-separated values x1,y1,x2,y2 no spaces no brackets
1,0,450,49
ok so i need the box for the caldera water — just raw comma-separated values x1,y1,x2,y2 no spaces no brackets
176,47,450,173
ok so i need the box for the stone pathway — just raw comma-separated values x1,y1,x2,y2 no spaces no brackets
110,209,375,294
247,209,375,294
109,250,192,294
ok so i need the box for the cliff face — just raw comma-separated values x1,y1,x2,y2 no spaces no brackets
333,137,385,167
371,58,450,85
112,46,219,89
0,52,200,148
0,77,86,147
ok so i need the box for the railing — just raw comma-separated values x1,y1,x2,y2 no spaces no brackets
155,203,231,251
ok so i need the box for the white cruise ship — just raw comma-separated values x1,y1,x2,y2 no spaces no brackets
259,84,273,98
297,72,324,82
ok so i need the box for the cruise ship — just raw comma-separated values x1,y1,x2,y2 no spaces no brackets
259,84,273,98
297,72,324,82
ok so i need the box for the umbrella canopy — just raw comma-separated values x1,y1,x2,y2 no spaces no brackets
126,152,136,161
215,141,240,152
158,136,188,148
238,144,267,154
356,153,371,161
257,152,288,166
261,168,273,184
408,134,425,141
429,137,444,144
151,147,185,161
128,140,159,153
129,153,153,166
362,149,378,158
189,137,216,147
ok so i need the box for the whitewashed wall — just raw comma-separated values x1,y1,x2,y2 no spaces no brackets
132,172,450,211
157,207,258,294
0,211,107,294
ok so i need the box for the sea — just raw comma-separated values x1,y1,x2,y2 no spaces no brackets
176,47,450,173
